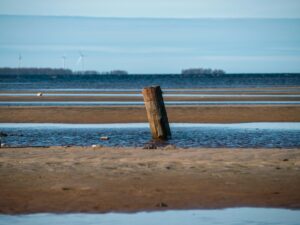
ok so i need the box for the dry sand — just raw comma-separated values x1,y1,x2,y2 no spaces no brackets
0,147,300,214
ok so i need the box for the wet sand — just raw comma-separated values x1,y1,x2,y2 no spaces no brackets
1,87,300,123
0,105,300,123
1,87,300,214
0,147,300,214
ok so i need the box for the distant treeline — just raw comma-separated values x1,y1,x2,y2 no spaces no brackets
101,70,128,75
74,70,128,75
0,68,128,76
182,68,226,76
0,68,73,76
1,67,224,76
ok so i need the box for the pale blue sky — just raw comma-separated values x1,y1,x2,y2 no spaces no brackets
0,0,300,18
1,16,300,73
0,1,300,73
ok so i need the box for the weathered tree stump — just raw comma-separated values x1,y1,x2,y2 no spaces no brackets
142,86,171,140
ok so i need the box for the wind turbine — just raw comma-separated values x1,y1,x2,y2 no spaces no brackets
77,52,85,71
61,55,66,69
18,54,22,68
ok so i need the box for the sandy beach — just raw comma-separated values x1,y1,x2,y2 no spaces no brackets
1,87,300,214
0,147,300,214
1,8,300,224
0,105,299,123
1,87,299,123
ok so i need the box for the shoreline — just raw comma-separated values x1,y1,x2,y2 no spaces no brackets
0,147,300,214
1,86,300,214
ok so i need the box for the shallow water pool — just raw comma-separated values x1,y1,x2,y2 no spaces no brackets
1,123,300,148
0,208,299,225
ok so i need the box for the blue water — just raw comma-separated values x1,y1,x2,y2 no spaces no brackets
0,208,299,225
1,93,300,97
1,74,300,90
2,88,299,93
1,123,299,148
1,101,300,106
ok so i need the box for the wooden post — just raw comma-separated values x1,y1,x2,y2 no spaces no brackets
142,86,171,140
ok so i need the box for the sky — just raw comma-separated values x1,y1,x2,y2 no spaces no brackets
0,0,300,73
0,0,300,18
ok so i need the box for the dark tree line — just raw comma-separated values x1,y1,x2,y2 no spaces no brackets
1,67,227,76
182,68,226,76
101,70,128,75
0,68,73,76
0,68,128,76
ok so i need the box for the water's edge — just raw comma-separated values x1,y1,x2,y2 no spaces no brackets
0,208,299,225
1,122,300,148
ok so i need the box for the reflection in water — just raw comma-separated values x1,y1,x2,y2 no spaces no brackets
0,208,299,225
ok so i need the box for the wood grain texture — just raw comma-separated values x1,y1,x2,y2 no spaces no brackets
142,86,171,140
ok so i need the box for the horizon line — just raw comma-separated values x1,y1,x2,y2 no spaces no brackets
1,67,300,75
1,14,300,20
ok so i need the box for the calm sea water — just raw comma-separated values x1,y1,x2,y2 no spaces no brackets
1,123,299,148
1,74,300,90
1,74,300,148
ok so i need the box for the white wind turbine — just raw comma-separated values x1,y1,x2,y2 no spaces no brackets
61,55,66,69
77,52,85,71
18,54,22,68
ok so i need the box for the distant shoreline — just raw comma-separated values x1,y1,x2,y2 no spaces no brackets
0,68,300,77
